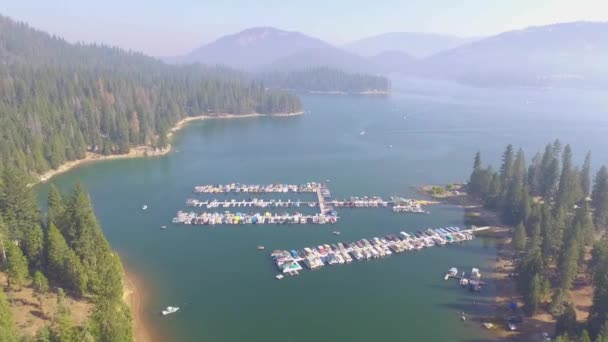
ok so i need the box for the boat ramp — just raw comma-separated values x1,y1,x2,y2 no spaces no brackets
271,226,476,278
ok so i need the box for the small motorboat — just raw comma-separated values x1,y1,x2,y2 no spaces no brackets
142,205,148,210
275,274,284,280
160,225,167,230
162,306,179,316
359,130,366,135
257,245,265,250
332,231,341,235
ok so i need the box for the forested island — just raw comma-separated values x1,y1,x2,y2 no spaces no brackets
0,15,302,178
257,67,391,94
467,141,608,341
0,168,132,341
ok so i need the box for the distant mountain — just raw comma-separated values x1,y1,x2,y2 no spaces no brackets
418,22,608,87
267,46,378,73
368,50,417,73
176,27,332,70
344,32,474,58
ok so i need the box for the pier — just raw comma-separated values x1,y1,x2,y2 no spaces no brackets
271,226,476,277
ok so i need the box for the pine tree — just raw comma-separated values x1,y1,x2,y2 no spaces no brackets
33,270,49,313
5,241,28,289
592,166,608,227
45,223,87,295
555,302,577,335
0,286,18,342
47,184,66,229
89,299,133,342
513,223,527,252
52,288,77,342
525,273,542,315
500,144,515,193
23,224,44,269
0,167,41,240
589,240,608,336
556,144,576,210
582,152,592,198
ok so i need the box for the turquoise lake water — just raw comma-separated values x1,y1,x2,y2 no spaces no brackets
36,78,608,341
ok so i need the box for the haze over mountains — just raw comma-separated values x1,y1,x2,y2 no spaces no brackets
171,21,608,87
176,27,332,70
343,32,476,58
418,21,608,86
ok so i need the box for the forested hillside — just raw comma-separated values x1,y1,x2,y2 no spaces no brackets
0,15,302,176
258,68,390,93
468,141,608,340
0,168,132,341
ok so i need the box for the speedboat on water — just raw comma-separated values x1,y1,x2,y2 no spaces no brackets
162,306,179,316
142,204,148,210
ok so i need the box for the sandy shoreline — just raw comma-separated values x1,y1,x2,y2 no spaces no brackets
35,111,303,184
123,267,159,342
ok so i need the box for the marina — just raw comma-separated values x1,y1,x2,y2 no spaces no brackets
176,183,433,225
270,226,485,278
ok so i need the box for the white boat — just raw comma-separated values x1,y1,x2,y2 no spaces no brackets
333,231,341,235
162,306,179,316
142,205,148,210
359,130,366,135
275,274,284,280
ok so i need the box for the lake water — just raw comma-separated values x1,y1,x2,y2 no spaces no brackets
36,78,608,342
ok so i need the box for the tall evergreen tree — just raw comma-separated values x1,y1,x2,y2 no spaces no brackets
0,286,18,342
5,241,28,289
513,223,527,252
582,151,592,198
500,144,515,191
0,167,41,240
589,240,608,336
47,184,66,229
555,302,578,337
556,144,576,210
592,166,608,227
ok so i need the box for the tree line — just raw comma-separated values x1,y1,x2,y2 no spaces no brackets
0,167,132,341
257,67,391,93
0,15,302,177
468,140,608,340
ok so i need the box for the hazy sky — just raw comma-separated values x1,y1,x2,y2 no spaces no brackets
2,0,607,56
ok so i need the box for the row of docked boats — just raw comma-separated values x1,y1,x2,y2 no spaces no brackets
185,198,314,209
172,210,338,225
328,196,389,208
271,227,474,278
392,204,428,214
193,182,323,194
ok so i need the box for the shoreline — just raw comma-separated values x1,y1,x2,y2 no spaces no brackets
123,266,159,342
417,184,594,341
307,90,390,95
35,111,303,184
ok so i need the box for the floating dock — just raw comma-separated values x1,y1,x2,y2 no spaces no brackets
271,227,482,277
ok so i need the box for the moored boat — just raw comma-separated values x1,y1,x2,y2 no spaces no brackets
162,306,179,316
